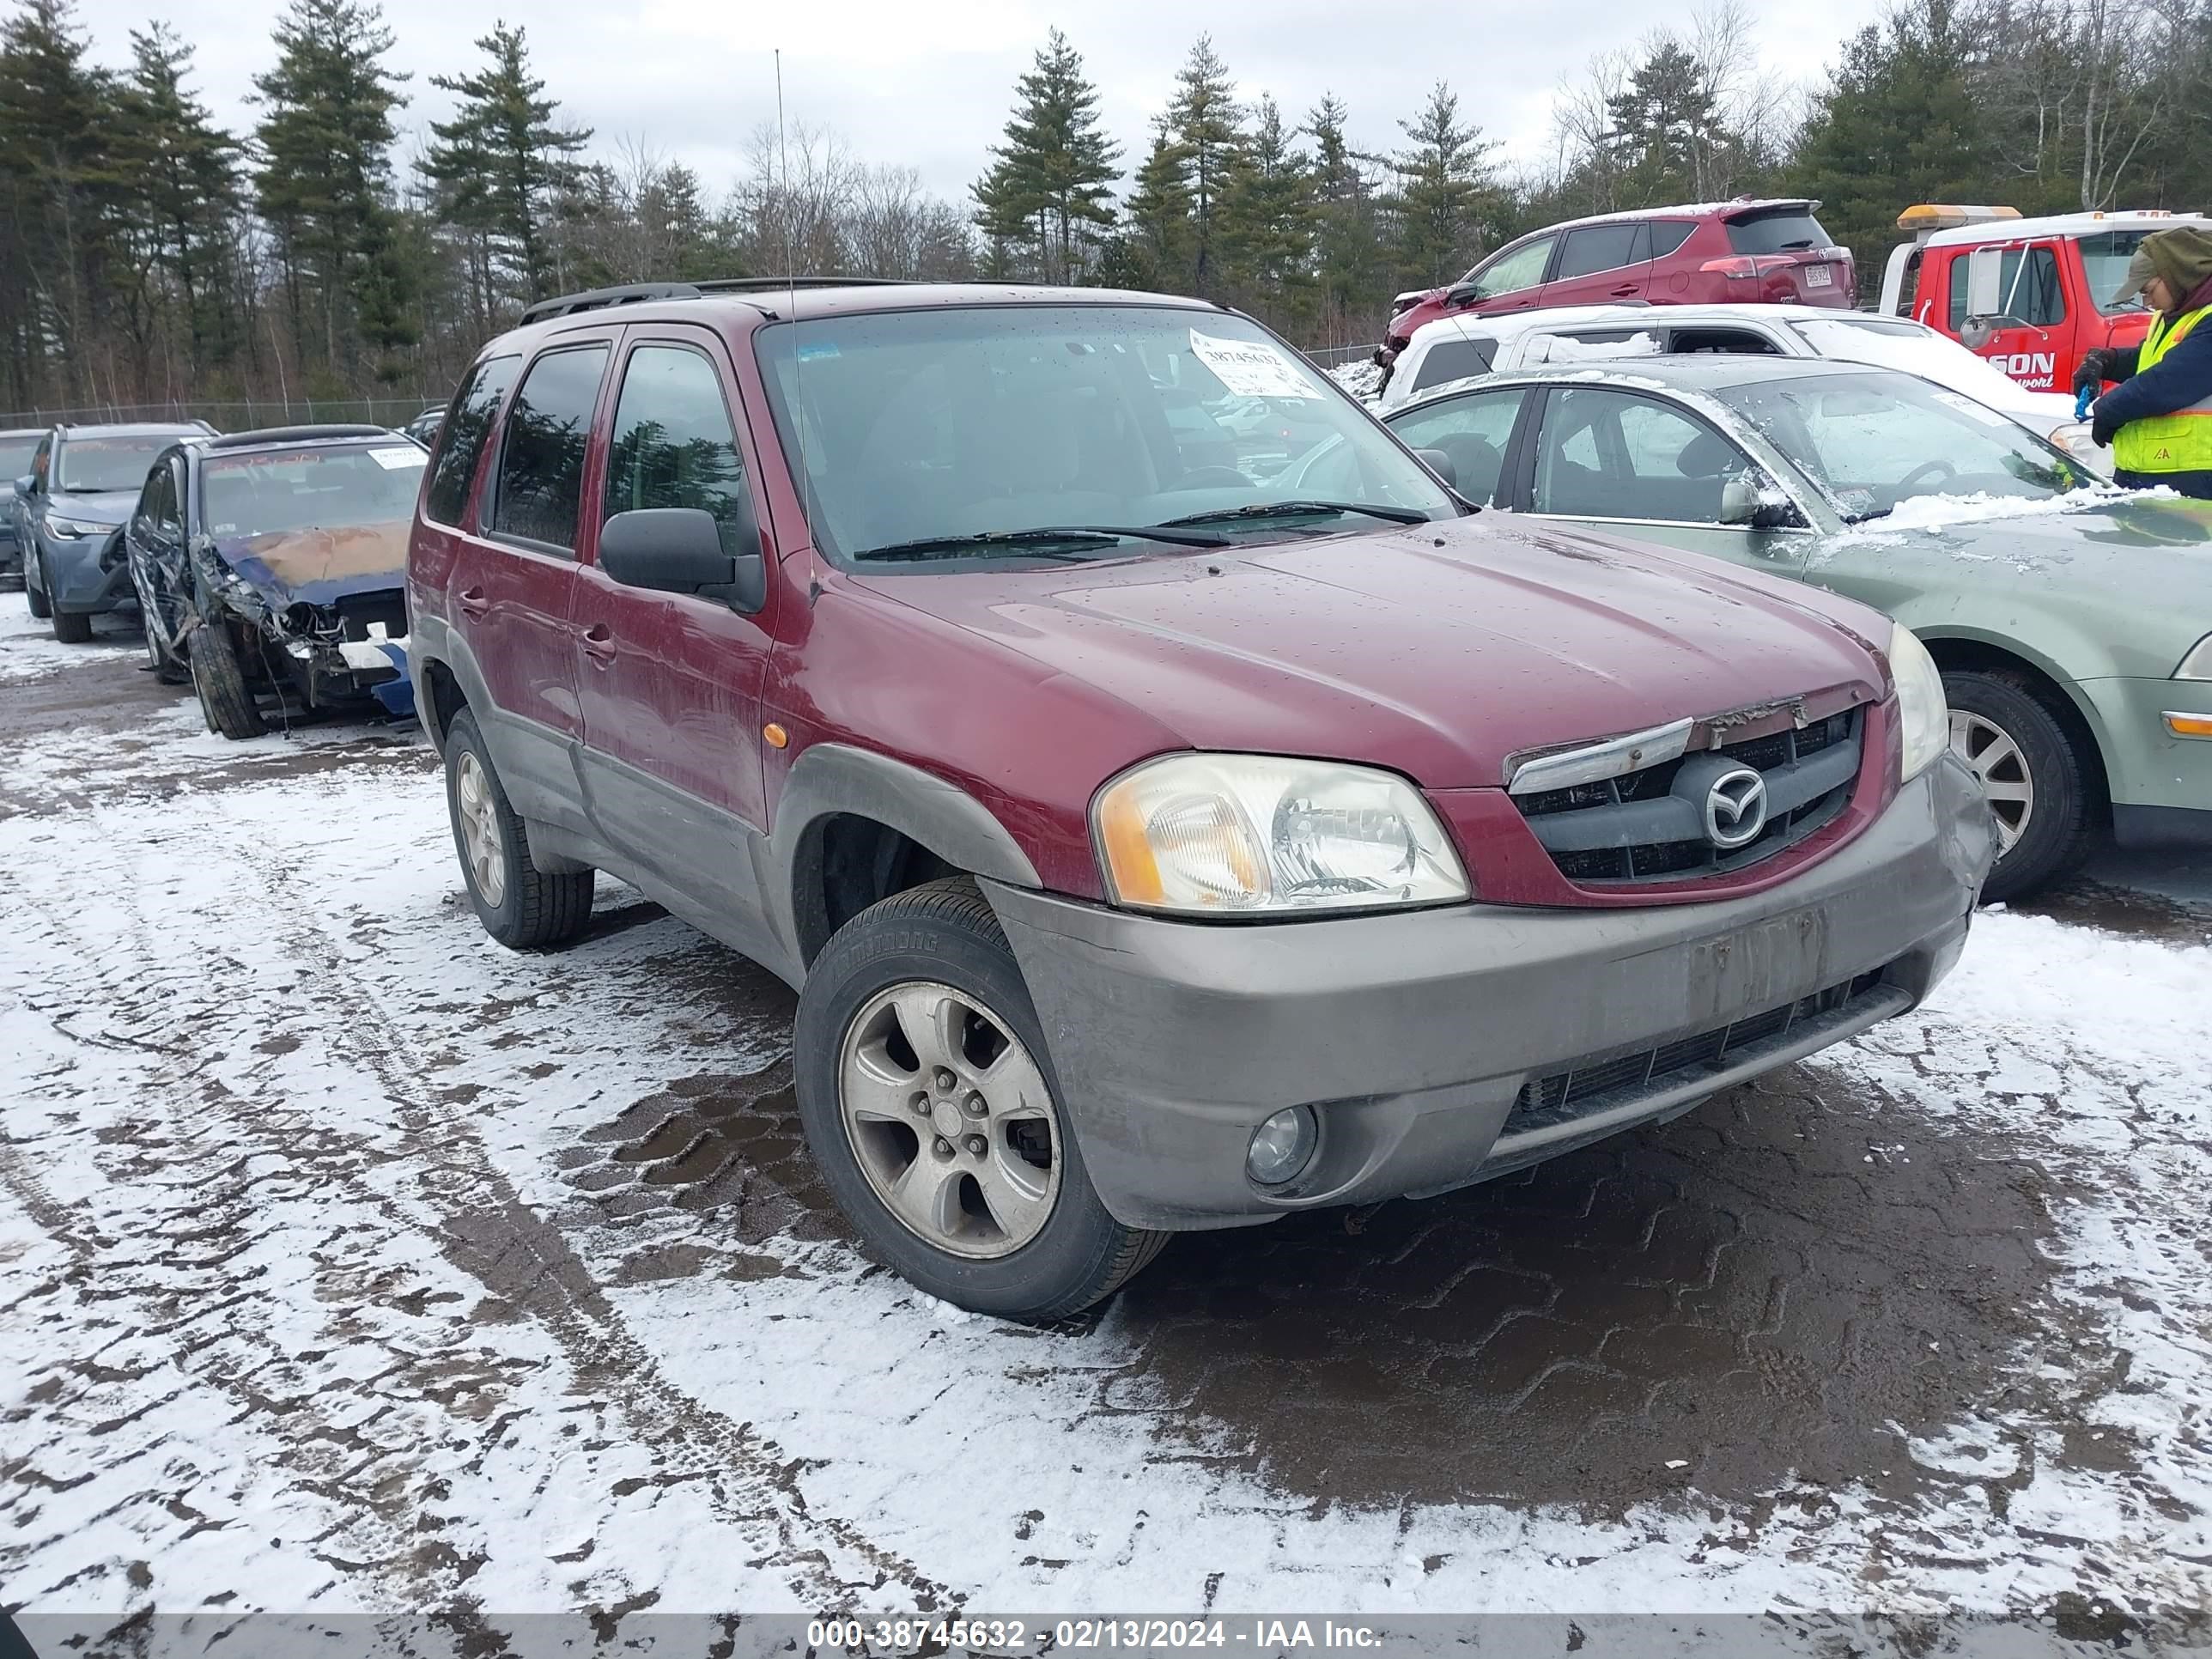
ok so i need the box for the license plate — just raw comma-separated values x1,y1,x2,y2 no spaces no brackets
1804,265,1834,289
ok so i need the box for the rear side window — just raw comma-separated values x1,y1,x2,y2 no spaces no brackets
1555,222,1649,279
427,355,520,525
605,344,752,558
1726,211,1834,256
492,346,609,552
1409,337,1498,392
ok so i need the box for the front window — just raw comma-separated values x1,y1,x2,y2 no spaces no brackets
2078,230,2156,313
1467,238,1553,300
199,446,428,537
1715,369,2088,521
1388,388,1528,507
55,436,178,492
755,305,1455,567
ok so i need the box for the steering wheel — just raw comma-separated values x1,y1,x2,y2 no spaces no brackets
1898,459,1956,492
1174,466,1250,489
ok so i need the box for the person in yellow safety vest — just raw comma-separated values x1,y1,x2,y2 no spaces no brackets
2075,224,2212,499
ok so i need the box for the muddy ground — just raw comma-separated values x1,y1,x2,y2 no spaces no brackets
1,599,2207,1644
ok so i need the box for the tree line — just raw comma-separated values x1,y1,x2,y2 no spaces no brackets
3,0,2209,416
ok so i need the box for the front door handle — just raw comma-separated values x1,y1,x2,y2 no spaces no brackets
1609,284,1640,297
580,622,617,663
456,586,489,619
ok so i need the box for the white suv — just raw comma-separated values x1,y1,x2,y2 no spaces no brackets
1377,302,2107,470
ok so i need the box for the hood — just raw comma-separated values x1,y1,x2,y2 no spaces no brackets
858,517,1887,791
1820,492,2212,676
47,489,135,526
211,520,410,608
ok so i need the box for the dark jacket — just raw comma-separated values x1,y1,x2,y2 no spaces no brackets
2094,271,2212,497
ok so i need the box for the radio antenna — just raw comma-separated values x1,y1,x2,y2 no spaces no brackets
775,48,811,550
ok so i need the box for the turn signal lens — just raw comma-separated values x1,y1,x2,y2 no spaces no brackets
2165,711,2212,738
1093,754,1468,917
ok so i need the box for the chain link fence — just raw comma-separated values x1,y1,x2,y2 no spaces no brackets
1303,343,1380,370
0,398,443,434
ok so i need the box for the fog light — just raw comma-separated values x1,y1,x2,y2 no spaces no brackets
1246,1106,1318,1186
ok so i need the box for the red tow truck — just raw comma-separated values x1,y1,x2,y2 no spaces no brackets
1877,203,2209,393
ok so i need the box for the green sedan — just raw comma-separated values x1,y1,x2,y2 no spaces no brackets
1369,356,2212,901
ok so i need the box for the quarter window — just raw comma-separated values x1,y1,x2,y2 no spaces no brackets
604,345,753,559
493,346,608,552
427,354,521,526
1531,388,1747,524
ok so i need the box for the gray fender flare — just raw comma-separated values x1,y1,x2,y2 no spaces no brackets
768,743,1042,971
409,612,495,754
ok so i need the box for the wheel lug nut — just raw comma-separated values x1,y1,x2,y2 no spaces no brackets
933,1136,954,1157
965,1134,987,1157
910,1093,931,1115
933,1067,957,1092
963,1092,988,1118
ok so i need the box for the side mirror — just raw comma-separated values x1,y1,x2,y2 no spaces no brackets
13,475,33,497
1444,283,1480,308
1719,475,1802,530
599,507,766,612
1414,447,1457,489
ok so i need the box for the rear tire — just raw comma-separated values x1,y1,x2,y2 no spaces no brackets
49,606,92,644
442,707,594,949
793,877,1169,1322
1944,669,2098,902
189,615,268,739
24,550,51,619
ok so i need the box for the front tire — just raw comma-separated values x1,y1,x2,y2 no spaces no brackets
442,707,594,949
1944,669,2098,902
189,614,268,738
793,878,1168,1322
49,605,92,644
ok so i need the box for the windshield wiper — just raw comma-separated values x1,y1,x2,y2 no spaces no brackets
1156,500,1431,529
852,524,1231,562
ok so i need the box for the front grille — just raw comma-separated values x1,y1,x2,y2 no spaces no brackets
1517,708,1862,885
1504,968,1889,1137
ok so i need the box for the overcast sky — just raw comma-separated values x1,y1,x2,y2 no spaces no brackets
65,0,1897,204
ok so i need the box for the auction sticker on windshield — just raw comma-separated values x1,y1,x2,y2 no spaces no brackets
1189,329,1321,400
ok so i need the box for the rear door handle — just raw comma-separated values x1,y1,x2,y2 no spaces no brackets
580,623,617,663
456,586,489,618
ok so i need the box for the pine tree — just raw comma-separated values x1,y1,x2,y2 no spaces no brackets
1788,0,1984,276
1603,40,1723,204
110,24,244,370
1387,81,1498,290
1107,130,1196,293
254,0,416,371
1218,95,1316,329
1164,35,1246,297
0,0,122,404
1306,93,1383,345
972,28,1120,283
423,22,591,303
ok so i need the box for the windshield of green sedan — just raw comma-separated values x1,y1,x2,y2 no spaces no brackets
755,305,1456,564
1714,370,2089,522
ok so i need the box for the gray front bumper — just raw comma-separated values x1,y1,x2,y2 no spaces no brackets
38,527,134,613
988,754,1993,1231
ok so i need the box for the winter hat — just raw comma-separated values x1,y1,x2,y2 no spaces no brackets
2111,224,2212,306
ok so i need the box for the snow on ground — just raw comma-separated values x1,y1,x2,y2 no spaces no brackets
2,593,2209,1642
1328,361,1382,403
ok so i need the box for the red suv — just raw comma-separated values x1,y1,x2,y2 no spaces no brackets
407,279,1988,1320
1379,198,1856,388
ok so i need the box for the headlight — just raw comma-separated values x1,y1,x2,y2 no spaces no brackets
1094,753,1468,916
2047,423,2108,467
1887,623,1948,781
46,515,107,538
2177,633,2212,680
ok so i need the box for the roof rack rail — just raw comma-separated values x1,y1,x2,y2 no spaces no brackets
204,423,396,449
518,275,913,325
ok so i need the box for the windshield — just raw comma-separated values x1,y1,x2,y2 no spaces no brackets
754,304,1455,565
200,445,427,537
0,439,37,481
56,435,179,492
1788,316,2038,409
2078,230,2155,314
1715,370,2089,521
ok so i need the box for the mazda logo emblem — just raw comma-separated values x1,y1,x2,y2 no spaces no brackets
1705,767,1769,849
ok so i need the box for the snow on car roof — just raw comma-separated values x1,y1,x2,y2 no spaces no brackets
1921,210,2209,249
1404,301,1905,345
1533,198,1814,233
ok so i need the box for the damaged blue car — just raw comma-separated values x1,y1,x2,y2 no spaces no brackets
119,425,426,738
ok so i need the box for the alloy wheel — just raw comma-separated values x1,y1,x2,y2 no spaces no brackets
836,980,1061,1260
1950,708,2034,854
453,750,507,907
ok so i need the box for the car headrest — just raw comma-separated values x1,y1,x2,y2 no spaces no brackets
1677,428,1741,479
